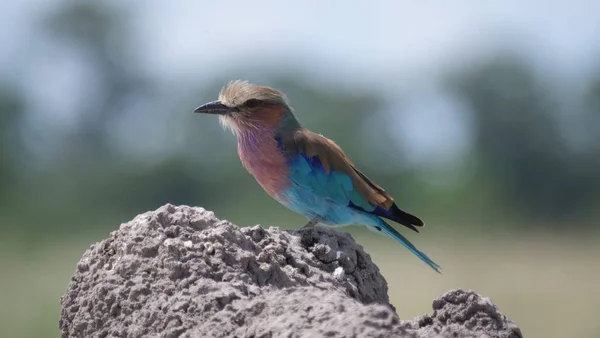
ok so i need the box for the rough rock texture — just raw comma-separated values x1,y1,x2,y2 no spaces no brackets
60,204,522,338
411,290,523,338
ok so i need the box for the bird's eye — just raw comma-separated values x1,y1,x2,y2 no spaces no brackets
244,99,262,108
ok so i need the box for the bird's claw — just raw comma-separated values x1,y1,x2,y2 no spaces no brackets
302,216,323,229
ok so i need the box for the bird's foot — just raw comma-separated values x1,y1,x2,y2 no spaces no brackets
302,216,323,229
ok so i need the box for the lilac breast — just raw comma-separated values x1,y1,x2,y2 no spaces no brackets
237,132,291,200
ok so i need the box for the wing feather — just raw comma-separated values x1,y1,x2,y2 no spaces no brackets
278,128,424,230
284,129,393,207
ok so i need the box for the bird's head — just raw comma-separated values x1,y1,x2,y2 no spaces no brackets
194,80,298,135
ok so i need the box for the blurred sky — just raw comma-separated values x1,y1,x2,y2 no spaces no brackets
3,0,600,81
142,1,600,80
3,1,597,78
1,0,599,164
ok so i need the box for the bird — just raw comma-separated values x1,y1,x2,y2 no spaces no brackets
194,80,441,273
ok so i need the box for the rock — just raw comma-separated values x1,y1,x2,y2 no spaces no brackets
59,204,522,338
411,290,523,338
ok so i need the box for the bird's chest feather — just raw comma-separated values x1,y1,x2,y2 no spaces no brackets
238,135,291,199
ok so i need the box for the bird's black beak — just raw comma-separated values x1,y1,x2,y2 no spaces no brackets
193,100,232,115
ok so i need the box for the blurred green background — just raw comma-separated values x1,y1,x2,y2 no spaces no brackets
1,1,600,337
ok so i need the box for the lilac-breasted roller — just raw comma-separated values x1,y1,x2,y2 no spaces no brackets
194,80,441,273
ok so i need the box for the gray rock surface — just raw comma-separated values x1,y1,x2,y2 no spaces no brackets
59,204,522,338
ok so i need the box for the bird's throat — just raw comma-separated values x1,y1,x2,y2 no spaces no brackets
237,129,291,199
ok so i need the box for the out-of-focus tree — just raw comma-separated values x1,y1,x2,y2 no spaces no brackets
582,71,600,152
43,2,155,161
0,85,25,206
580,69,600,202
448,55,598,222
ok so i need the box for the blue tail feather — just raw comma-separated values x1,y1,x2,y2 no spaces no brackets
375,219,442,273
